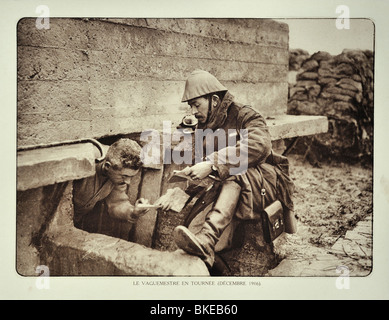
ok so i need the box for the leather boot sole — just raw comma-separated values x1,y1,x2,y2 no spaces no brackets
173,226,207,259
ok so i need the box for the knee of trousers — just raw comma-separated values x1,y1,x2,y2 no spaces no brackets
204,180,241,236
213,180,241,212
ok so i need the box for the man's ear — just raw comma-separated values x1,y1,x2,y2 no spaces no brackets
103,161,112,170
211,94,220,107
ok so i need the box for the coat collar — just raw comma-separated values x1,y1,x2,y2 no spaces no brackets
198,91,234,130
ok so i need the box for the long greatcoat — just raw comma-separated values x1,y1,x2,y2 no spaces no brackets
188,92,295,225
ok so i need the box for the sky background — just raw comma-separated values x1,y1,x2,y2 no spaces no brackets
277,18,375,55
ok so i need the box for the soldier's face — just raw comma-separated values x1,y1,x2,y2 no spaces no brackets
188,97,209,124
106,166,139,185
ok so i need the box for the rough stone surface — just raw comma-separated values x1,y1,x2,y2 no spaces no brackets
227,82,288,118
17,18,289,147
43,226,209,276
85,20,288,65
17,143,96,191
16,182,69,276
267,114,328,140
17,18,90,49
17,46,89,81
88,50,287,83
16,187,44,276
16,171,209,276
101,18,289,48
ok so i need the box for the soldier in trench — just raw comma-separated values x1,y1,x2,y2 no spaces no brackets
73,138,150,231
156,70,297,272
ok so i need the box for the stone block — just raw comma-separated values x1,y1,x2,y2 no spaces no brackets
17,18,89,50
42,226,209,275
227,82,288,117
16,182,70,276
17,115,92,146
17,143,96,191
89,20,287,64
17,46,89,81
17,79,92,146
16,17,290,148
18,80,90,119
16,187,44,276
93,18,288,49
88,49,287,83
89,80,185,115
266,114,329,140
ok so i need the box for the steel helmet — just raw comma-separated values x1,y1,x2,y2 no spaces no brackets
181,70,228,102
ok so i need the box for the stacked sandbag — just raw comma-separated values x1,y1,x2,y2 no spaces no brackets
287,49,374,160
289,48,311,71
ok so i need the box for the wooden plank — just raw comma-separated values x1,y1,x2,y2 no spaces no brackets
133,167,164,247
154,162,190,251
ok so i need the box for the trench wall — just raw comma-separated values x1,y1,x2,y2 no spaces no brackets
17,18,289,147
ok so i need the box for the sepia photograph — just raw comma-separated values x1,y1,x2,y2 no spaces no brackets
16,16,374,278
2,0,388,302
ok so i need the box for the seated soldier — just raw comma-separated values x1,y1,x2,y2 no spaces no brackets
157,70,296,270
73,138,150,230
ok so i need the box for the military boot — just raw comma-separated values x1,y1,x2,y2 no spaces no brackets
173,180,241,268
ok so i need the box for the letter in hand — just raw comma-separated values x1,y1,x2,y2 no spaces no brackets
128,198,161,224
133,198,152,217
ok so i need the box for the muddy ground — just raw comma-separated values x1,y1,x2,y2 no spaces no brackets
155,150,373,277
268,153,373,276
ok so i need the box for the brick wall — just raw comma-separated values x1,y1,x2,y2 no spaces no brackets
17,18,289,147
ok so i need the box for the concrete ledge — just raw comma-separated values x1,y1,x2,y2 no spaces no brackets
28,179,209,276
17,143,98,191
43,225,209,276
267,114,328,140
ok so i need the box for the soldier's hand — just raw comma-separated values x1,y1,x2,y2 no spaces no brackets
184,162,213,180
154,194,173,212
